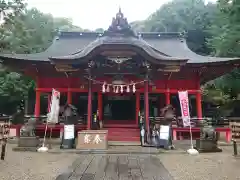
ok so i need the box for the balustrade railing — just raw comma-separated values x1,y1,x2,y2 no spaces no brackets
149,116,230,128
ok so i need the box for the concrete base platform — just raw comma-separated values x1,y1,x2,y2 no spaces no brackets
48,145,159,154
12,147,37,152
18,136,40,147
195,147,223,153
195,139,222,153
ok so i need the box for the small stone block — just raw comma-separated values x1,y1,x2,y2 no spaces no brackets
18,137,40,147
195,147,222,153
12,147,37,152
195,139,222,153
55,172,72,180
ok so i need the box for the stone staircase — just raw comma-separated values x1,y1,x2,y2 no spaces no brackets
103,121,140,145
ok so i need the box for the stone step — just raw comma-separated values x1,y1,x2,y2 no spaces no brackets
108,136,140,142
108,141,141,146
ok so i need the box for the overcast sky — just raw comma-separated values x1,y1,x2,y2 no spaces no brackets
27,0,216,30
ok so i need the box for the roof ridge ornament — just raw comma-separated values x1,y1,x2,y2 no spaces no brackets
104,8,137,37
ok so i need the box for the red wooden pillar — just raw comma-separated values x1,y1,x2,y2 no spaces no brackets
135,92,140,125
34,90,41,117
196,75,202,119
47,94,51,112
67,90,72,104
97,92,103,121
196,90,202,119
159,94,164,115
144,80,149,132
87,77,92,130
165,89,170,105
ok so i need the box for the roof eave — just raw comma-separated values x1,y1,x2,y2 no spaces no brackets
186,58,240,66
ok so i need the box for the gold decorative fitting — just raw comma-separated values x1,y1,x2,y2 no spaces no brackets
55,64,79,72
157,66,180,72
107,57,131,64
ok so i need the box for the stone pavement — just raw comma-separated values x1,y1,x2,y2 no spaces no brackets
3,142,240,180
160,145,240,180
56,154,174,180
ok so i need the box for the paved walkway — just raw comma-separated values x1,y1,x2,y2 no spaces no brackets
56,154,174,180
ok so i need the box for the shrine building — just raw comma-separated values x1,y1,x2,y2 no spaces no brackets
1,9,239,142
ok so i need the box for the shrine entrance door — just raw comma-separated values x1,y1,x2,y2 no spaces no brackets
102,94,136,124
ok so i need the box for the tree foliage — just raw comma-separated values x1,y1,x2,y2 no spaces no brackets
206,0,240,115
144,0,215,32
208,0,240,57
0,2,84,115
131,0,216,55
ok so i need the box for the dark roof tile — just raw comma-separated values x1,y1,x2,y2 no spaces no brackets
0,31,239,65
144,37,239,63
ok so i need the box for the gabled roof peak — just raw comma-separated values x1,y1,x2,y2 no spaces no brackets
117,7,123,18
103,8,137,37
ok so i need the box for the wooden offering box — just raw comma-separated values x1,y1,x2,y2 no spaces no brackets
76,130,108,150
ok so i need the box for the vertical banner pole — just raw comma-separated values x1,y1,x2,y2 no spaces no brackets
189,119,193,149
178,91,198,155
38,89,60,152
42,121,48,148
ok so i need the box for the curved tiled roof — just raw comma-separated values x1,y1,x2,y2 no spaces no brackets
0,31,239,65
49,33,188,65
145,37,239,64
0,33,98,62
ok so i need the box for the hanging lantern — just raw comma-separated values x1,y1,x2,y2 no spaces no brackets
116,86,119,93
106,85,110,92
126,85,130,93
120,85,123,93
132,84,136,93
102,82,106,93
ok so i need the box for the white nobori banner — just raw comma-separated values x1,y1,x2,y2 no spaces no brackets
178,91,191,127
48,89,60,124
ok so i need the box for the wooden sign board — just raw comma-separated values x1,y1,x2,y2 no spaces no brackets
231,122,240,140
158,125,171,149
76,130,108,150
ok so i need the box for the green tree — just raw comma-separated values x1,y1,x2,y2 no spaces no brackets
131,0,216,55
95,28,104,33
144,0,215,32
0,0,25,19
208,0,240,57
207,0,240,104
0,6,84,115
54,17,83,32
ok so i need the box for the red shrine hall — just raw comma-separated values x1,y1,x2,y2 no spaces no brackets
1,9,239,142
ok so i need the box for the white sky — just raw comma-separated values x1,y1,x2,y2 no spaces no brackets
27,0,216,30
